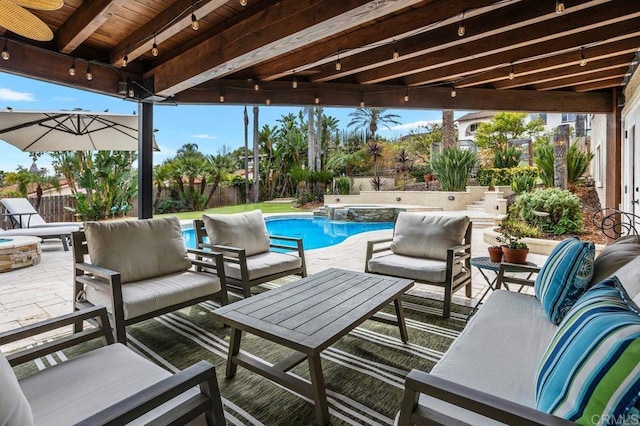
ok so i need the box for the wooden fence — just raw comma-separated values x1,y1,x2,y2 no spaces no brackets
0,184,245,230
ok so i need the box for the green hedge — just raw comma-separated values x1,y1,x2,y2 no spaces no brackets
511,188,583,235
476,166,538,186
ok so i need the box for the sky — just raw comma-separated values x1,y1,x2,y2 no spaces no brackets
0,71,463,173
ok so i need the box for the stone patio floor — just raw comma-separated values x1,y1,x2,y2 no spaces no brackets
0,213,548,351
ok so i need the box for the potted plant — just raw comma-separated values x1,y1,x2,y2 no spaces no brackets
487,245,503,262
496,220,529,264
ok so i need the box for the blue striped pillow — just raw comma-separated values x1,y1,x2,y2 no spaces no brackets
535,237,595,324
536,277,640,424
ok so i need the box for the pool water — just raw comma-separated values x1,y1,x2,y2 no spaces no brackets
181,216,394,250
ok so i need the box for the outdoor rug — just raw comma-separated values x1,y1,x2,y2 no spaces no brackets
14,279,471,425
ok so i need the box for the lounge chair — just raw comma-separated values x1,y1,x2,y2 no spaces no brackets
364,213,472,318
0,197,80,228
72,217,228,344
193,209,307,297
0,306,226,425
0,225,78,251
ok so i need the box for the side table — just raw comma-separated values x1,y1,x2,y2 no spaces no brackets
469,256,537,318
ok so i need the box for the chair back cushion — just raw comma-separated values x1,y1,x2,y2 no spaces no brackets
534,237,595,324
202,210,270,256
390,213,470,261
536,277,640,423
84,217,191,283
0,351,34,425
591,235,640,285
0,197,47,227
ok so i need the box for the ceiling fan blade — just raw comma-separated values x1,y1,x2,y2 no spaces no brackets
11,0,63,11
0,0,54,41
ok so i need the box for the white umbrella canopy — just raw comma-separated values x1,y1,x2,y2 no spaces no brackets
0,109,156,152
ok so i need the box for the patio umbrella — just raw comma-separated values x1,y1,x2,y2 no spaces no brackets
0,109,158,151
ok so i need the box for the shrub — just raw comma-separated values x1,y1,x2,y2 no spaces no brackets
511,188,583,235
430,147,477,191
534,140,595,187
493,146,522,168
476,166,538,187
334,176,351,195
511,174,536,194
410,163,432,182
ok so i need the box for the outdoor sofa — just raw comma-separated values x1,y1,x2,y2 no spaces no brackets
72,217,228,344
0,306,225,425
398,235,640,425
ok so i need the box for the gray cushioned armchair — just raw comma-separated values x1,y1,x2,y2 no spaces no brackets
365,213,472,318
72,217,228,344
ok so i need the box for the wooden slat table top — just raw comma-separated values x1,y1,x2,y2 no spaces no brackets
212,268,413,354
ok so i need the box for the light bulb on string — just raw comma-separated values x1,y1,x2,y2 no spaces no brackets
392,42,399,60
457,12,465,37
509,63,515,80
69,58,76,76
292,73,298,89
450,86,456,98
122,54,128,68
152,33,159,57
314,97,320,105
219,95,225,103
403,88,409,102
1,38,9,61
555,0,565,14
335,54,341,71
86,64,93,81
240,0,247,6
254,83,260,91
265,98,271,105
579,47,587,67
191,11,199,30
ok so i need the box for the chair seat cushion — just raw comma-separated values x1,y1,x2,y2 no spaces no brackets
224,251,302,281
202,210,270,257
84,217,191,284
85,270,220,320
390,213,469,261
367,253,459,283
0,351,33,426
19,343,199,425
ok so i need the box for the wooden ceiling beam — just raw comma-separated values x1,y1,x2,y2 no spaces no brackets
109,0,228,67
534,68,628,90
456,36,640,88
573,78,624,92
171,79,613,112
311,0,613,83
56,0,128,54
254,0,507,82
492,54,637,89
402,15,640,87
146,0,425,97
0,40,133,99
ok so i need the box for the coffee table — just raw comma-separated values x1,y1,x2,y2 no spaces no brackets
212,268,414,425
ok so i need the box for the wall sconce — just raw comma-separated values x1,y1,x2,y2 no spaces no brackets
448,195,455,201
396,197,401,202
335,198,340,202
495,205,500,210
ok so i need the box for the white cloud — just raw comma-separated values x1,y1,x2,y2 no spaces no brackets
191,134,218,140
152,145,176,160
0,88,35,102
382,120,441,133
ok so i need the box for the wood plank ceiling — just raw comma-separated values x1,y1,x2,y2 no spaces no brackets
1,0,638,113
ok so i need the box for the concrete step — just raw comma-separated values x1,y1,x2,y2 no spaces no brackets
466,205,486,212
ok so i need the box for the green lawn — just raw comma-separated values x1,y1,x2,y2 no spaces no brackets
156,202,302,220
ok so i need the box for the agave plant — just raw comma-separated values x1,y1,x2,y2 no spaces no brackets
534,140,594,187
430,147,478,191
493,145,522,169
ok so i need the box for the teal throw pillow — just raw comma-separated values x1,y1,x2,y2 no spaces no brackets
535,237,595,324
536,277,640,425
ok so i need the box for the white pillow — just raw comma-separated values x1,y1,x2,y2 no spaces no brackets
202,210,270,257
390,213,470,261
84,217,191,284
0,351,33,425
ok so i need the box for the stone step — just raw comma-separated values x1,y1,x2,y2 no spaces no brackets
466,205,486,212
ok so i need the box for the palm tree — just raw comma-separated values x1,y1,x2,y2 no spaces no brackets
152,162,172,211
203,154,236,207
347,108,401,141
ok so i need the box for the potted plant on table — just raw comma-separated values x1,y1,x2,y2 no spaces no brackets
487,245,503,262
496,220,529,264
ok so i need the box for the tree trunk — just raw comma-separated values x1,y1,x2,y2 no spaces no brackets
442,109,455,148
252,106,259,203
307,106,316,170
244,106,250,204
554,124,570,190
316,107,323,170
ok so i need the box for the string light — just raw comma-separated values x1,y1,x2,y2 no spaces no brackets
191,7,199,31
86,64,93,81
457,11,466,37
292,73,298,89
403,88,409,102
128,88,135,97
1,38,9,61
254,82,260,91
122,51,128,68
450,86,456,97
579,47,587,66
555,0,565,14
335,54,342,71
68,58,76,76
359,98,365,107
219,94,225,103
314,96,320,104
265,98,271,105
240,0,247,6
509,62,515,80
152,33,159,57
392,42,399,60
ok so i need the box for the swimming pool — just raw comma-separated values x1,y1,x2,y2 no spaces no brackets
181,216,394,250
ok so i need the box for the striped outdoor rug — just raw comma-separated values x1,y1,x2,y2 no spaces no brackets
16,279,471,425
